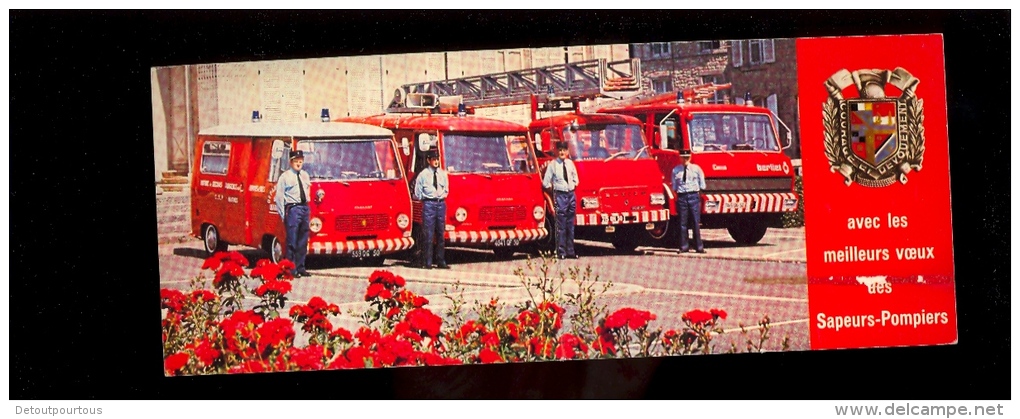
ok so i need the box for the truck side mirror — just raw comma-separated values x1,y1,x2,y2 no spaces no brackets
783,132,793,150
418,133,432,151
658,124,669,150
401,137,410,156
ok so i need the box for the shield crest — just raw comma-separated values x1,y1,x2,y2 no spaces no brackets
848,99,899,167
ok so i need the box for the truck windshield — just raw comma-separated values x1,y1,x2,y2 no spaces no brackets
561,124,649,161
442,133,536,174
296,139,402,181
688,113,780,152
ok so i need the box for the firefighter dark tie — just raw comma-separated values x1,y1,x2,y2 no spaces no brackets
433,168,438,191
562,161,568,188
297,171,307,204
682,165,687,184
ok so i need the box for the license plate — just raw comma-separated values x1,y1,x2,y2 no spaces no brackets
492,238,521,247
350,249,382,258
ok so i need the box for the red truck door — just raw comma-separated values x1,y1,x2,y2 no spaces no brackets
220,138,251,245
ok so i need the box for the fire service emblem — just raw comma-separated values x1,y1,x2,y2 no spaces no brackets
823,68,925,187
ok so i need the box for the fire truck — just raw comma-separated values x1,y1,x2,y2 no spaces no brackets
190,116,414,265
391,58,670,251
598,84,799,245
340,96,547,260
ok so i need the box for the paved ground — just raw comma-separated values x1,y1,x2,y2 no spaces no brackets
158,227,807,355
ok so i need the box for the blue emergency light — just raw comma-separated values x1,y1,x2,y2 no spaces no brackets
321,108,330,122
676,91,684,104
457,103,466,116
252,110,261,122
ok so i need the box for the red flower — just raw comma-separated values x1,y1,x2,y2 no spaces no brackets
256,318,295,355
255,279,292,297
364,282,386,301
164,352,190,373
220,311,264,356
593,326,617,355
345,346,377,368
385,307,402,319
528,337,554,358
502,322,520,341
307,297,328,312
538,302,566,331
213,260,246,287
327,304,340,315
331,327,353,342
303,313,333,333
682,309,714,325
160,289,188,312
279,259,295,271
251,262,283,282
517,310,539,328
379,289,393,300
189,290,217,304
604,308,657,331
404,308,443,339
289,345,328,371
710,308,728,320
226,251,250,267
412,296,428,308
555,334,587,359
189,338,220,366
355,327,381,347
478,348,504,364
376,335,414,366
480,332,500,347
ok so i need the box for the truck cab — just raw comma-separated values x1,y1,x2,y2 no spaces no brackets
341,100,546,259
191,121,414,265
599,92,799,245
529,111,671,251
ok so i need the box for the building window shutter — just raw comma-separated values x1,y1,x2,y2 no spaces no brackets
763,39,776,63
731,40,743,67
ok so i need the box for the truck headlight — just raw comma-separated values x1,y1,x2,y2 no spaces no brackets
532,206,545,221
309,217,323,233
396,213,410,230
455,207,468,223
581,196,600,209
650,193,666,205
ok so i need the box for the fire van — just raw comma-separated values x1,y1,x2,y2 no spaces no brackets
340,95,547,259
527,103,671,252
190,119,414,265
598,84,799,245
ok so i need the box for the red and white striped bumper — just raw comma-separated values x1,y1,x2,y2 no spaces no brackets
575,209,670,226
703,193,799,214
308,237,415,255
445,228,548,244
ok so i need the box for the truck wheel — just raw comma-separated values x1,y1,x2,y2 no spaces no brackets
202,224,228,255
535,215,557,253
262,235,284,263
727,220,768,244
493,247,516,259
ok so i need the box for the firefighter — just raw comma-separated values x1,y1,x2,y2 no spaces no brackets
275,149,313,277
543,141,579,259
672,149,707,254
413,148,450,269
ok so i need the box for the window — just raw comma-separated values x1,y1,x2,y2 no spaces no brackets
652,78,672,94
687,113,779,152
442,133,535,174
560,124,649,161
200,141,231,175
701,75,725,104
650,42,671,58
295,139,402,181
748,39,776,65
731,40,743,67
698,40,721,53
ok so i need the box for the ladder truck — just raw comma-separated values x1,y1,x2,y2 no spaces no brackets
391,58,673,252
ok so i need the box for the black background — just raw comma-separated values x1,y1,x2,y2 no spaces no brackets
10,10,1010,399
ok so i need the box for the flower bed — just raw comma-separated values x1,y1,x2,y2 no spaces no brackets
161,251,783,375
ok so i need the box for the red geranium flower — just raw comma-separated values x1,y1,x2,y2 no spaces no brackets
593,326,617,355
256,318,295,355
160,289,188,312
355,327,381,347
404,308,443,339
189,289,217,304
228,360,268,374
307,296,327,311
480,332,500,347
385,307,402,319
710,308,728,320
528,337,554,358
682,309,714,325
517,310,539,328
379,289,393,300
289,345,328,371
478,348,504,364
164,352,190,374
226,251,250,267
189,338,221,366
345,346,377,368
412,296,428,308
256,279,293,297
331,327,353,342
364,282,386,301
502,322,520,341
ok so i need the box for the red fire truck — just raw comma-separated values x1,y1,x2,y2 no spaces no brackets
391,59,669,251
598,84,799,245
190,118,414,265
340,96,547,259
